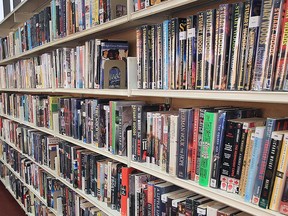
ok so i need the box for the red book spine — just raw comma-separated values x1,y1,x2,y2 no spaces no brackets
147,184,154,216
191,108,199,181
121,167,135,216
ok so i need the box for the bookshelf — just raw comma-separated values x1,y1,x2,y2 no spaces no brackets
0,135,121,216
0,157,58,215
0,0,288,216
0,0,49,36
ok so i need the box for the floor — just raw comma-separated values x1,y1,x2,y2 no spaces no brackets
0,182,26,216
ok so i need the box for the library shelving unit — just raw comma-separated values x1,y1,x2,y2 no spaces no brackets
0,0,288,216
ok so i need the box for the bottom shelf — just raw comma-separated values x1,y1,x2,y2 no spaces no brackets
0,177,32,216
130,161,283,216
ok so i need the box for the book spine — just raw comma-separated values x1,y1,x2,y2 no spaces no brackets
243,0,262,90
263,0,283,90
259,133,283,208
178,19,187,90
251,0,274,90
147,184,154,216
269,134,288,210
210,112,226,188
235,125,249,182
146,112,153,163
274,2,288,90
199,112,216,187
136,27,144,89
195,109,205,183
137,106,142,161
279,169,288,214
238,1,251,90
227,3,243,90
252,119,276,205
239,129,254,197
169,115,178,176
230,123,243,193
151,25,156,89
244,127,265,203
156,23,163,89
191,108,199,181
177,109,189,179
168,18,175,89
213,4,231,90
196,12,204,90
162,20,170,90
203,9,215,90
142,25,152,89
186,16,193,89
132,105,137,161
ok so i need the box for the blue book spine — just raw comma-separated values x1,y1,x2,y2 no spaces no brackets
162,20,169,90
251,118,276,204
210,111,226,188
244,126,265,202
26,20,32,50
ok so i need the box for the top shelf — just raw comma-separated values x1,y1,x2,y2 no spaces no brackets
0,0,215,65
0,0,49,36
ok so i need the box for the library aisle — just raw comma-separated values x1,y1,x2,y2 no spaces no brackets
0,182,25,216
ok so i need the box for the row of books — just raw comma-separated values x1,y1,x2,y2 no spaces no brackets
0,93,288,214
0,145,108,216
0,54,53,89
136,0,288,91
0,39,129,89
0,0,127,60
0,93,168,156
0,129,256,216
133,0,166,11
131,105,288,213
0,162,55,216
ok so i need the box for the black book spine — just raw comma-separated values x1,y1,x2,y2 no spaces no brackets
177,109,189,179
259,134,283,208
132,105,138,161
196,12,204,89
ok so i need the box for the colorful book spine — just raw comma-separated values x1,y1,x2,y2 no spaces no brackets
199,112,217,187
186,15,196,89
227,3,243,90
162,20,170,90
237,1,251,90
244,126,265,203
203,9,215,90
213,4,231,90
251,0,274,90
191,108,199,181
279,169,288,215
252,118,288,205
243,0,262,90
177,108,193,179
259,131,284,208
263,0,284,90
274,2,288,90
196,12,205,90
269,133,288,211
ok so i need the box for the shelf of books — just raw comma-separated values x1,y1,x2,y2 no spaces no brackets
130,162,283,216
0,158,58,215
0,15,129,66
0,0,49,35
0,176,33,216
0,113,128,165
0,136,121,216
1,0,288,216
